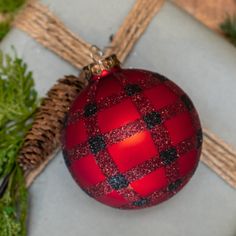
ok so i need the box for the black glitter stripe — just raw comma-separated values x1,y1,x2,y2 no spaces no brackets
85,134,198,201
68,70,199,204
82,78,141,201
124,156,162,182
83,83,120,177
159,100,186,121
114,72,180,186
117,187,141,202
67,99,189,159
67,70,162,125
85,181,113,198
105,119,146,145
121,172,192,209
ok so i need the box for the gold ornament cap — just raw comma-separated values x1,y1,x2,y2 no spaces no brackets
83,46,120,81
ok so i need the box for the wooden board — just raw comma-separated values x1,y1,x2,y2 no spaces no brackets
173,0,236,32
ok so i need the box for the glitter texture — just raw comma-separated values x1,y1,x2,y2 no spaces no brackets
88,135,106,154
108,174,129,190
62,68,202,209
143,111,162,129
125,84,142,96
160,147,178,165
84,103,97,117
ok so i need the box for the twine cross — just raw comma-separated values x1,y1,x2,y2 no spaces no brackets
13,0,236,188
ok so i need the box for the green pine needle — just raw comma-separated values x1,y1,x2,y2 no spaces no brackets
0,0,25,13
220,15,236,46
0,166,28,236
0,0,26,41
0,50,38,236
0,50,38,178
0,21,11,41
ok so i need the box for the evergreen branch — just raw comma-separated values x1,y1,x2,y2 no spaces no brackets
0,21,11,41
220,15,236,46
0,0,26,41
0,166,28,236
0,50,38,236
0,0,26,13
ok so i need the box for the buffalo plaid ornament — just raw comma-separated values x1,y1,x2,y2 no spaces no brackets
61,54,202,209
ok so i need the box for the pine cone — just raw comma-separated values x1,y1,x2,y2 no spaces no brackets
18,75,86,171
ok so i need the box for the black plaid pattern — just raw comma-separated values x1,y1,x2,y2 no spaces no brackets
167,179,182,192
84,103,97,117
132,198,149,207
108,174,129,190
196,129,203,149
152,72,168,82
125,84,142,96
88,135,106,154
114,72,183,206
181,95,194,111
64,70,202,208
160,147,178,165
143,111,162,129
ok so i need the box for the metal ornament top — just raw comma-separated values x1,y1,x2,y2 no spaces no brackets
83,46,120,81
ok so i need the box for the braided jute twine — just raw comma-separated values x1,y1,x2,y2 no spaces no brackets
14,0,236,188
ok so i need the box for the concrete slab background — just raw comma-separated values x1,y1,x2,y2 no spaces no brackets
1,1,236,235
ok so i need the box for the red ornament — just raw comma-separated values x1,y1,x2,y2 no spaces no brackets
62,55,202,209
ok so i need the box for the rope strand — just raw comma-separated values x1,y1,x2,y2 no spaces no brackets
14,1,236,188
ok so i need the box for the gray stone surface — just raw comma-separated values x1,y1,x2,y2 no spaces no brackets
1,1,236,236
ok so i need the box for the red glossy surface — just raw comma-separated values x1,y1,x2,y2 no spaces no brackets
130,167,167,197
62,67,202,209
70,154,105,188
108,131,157,172
97,99,140,133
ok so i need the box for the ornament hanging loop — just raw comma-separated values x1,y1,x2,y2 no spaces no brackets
84,46,120,81
90,45,104,64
